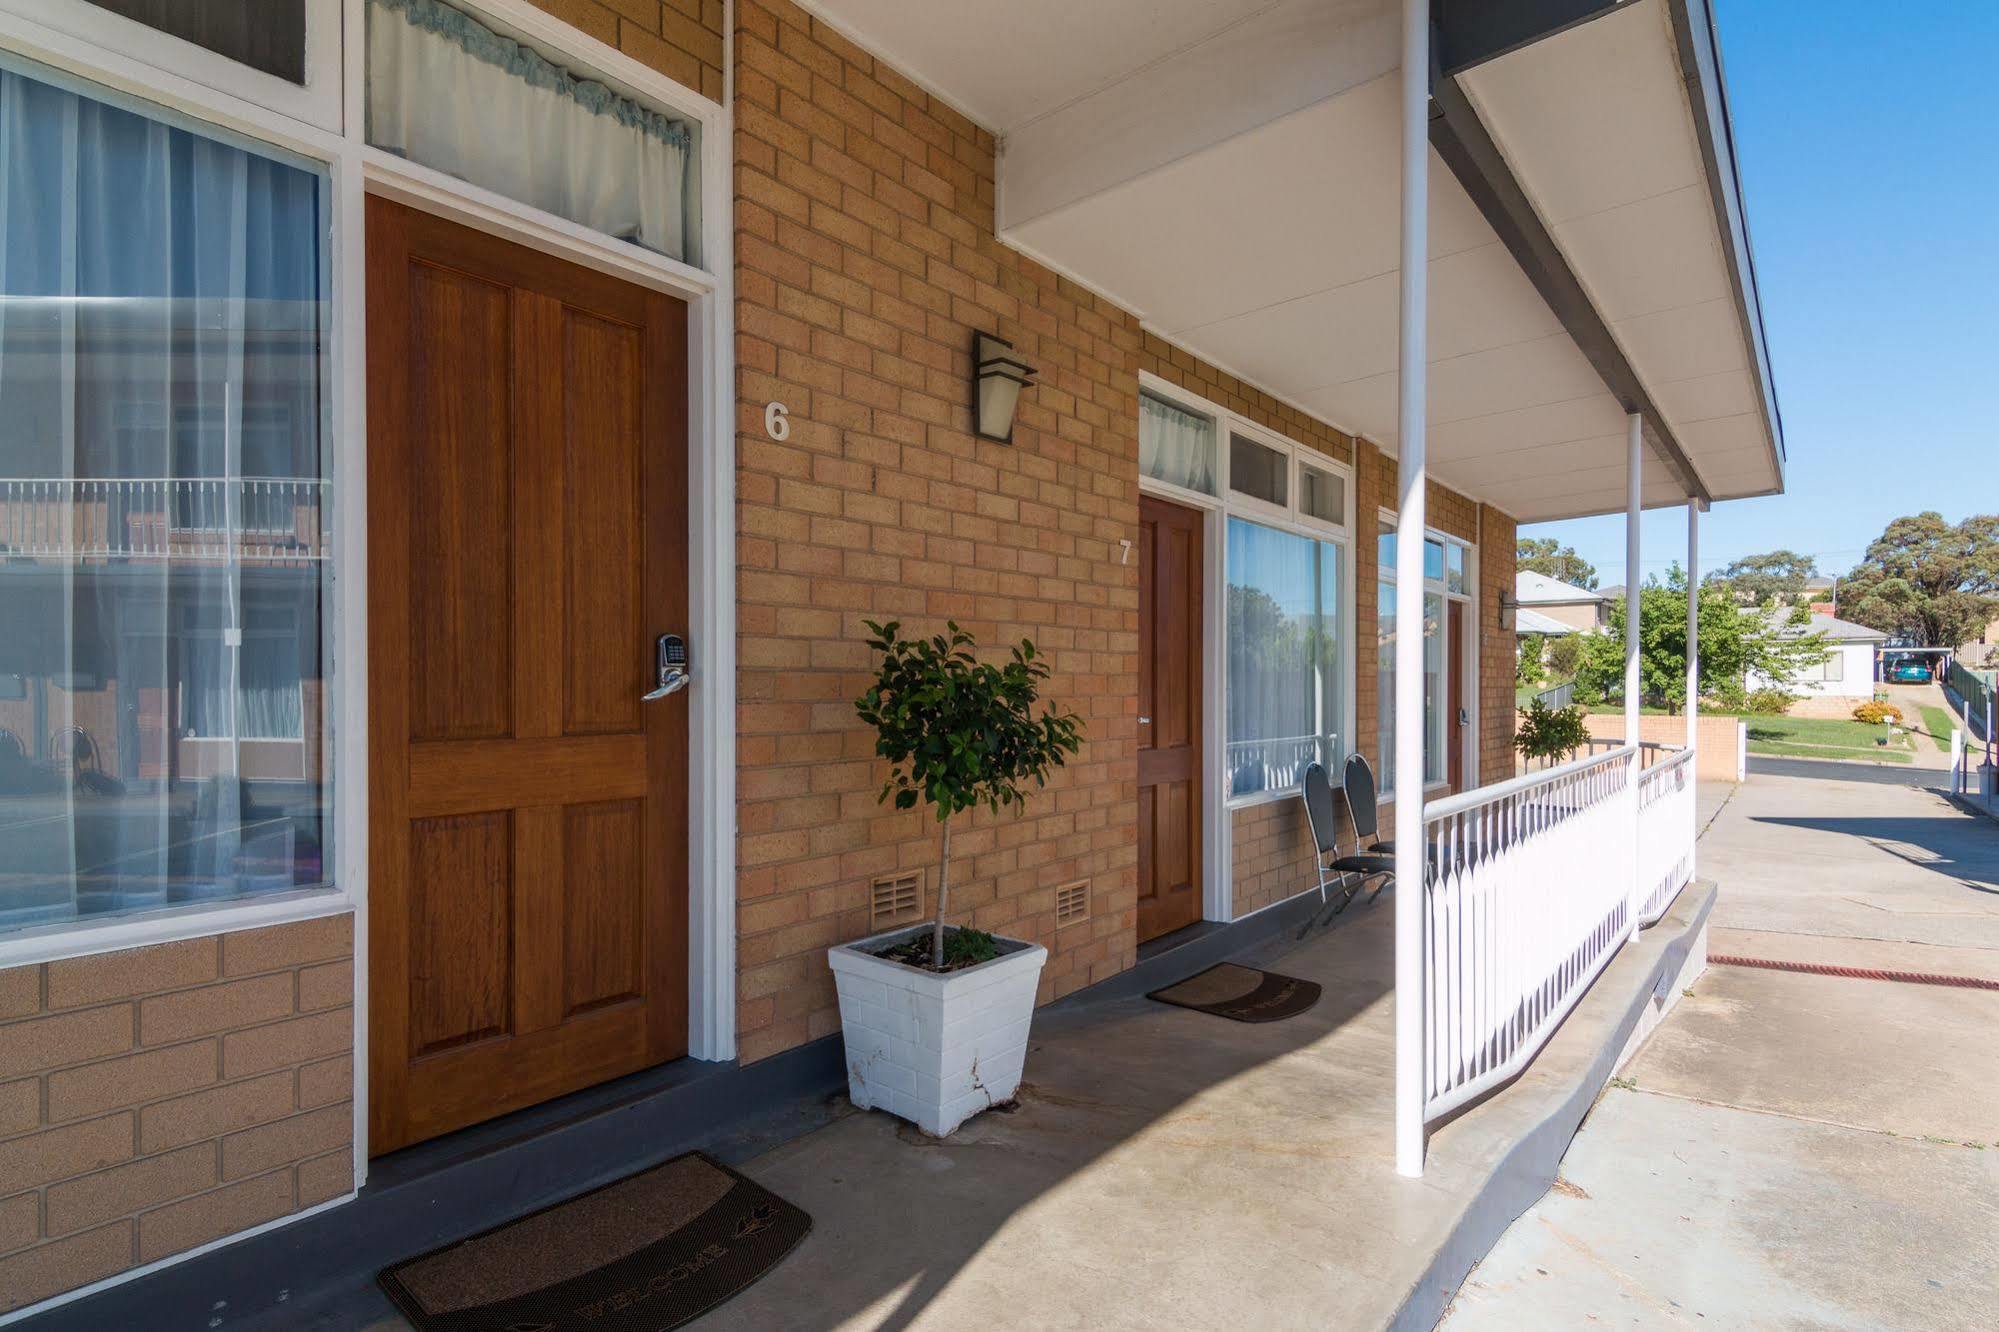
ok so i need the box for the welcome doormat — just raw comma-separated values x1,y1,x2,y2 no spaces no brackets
378,1151,810,1332
1148,963,1321,1023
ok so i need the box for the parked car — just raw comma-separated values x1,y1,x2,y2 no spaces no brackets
1885,659,1933,683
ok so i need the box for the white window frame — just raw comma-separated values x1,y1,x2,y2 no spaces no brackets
1137,370,1356,925
0,0,345,131
0,0,737,1221
1377,509,1478,795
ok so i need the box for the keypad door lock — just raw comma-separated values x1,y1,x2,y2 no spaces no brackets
643,633,691,701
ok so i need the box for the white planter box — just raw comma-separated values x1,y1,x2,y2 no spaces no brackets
827,926,1048,1136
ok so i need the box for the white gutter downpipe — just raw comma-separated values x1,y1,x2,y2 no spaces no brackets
1686,499,1701,882
1624,412,1643,940
1393,0,1429,1181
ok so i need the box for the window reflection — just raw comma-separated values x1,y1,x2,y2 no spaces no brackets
0,60,332,931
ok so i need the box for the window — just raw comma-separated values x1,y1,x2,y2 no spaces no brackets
1299,461,1344,525
1378,520,1471,789
1139,391,1217,496
1227,519,1344,799
365,0,700,263
1229,433,1287,507
83,0,307,83
0,57,333,933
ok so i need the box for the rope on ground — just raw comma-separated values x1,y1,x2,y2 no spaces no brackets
1708,954,1999,992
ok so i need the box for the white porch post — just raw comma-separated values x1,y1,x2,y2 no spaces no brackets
1393,0,1429,1180
1686,500,1701,881
1623,411,1643,939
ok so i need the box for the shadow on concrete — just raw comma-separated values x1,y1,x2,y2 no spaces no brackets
1751,815,1999,893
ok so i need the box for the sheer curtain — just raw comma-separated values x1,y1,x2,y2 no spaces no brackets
1140,392,1217,495
0,57,330,929
366,0,698,264
1226,519,1344,799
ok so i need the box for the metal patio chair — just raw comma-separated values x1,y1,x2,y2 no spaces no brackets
1343,752,1393,856
1298,761,1395,938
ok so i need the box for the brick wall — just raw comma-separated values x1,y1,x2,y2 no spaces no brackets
1581,712,1745,782
526,0,725,101
0,915,353,1315
1479,505,1518,785
731,0,1140,1063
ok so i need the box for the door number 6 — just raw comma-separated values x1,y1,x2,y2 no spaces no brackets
764,401,790,442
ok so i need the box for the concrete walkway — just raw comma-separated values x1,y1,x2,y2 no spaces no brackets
1444,775,1999,1329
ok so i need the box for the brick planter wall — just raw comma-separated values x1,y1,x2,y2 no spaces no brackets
0,915,354,1314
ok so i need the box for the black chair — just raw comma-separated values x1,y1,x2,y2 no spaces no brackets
1299,762,1395,937
1343,752,1393,855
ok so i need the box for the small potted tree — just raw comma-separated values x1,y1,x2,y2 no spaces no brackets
829,620,1083,1136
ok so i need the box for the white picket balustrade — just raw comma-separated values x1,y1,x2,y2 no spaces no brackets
0,477,327,561
1636,747,1696,925
1419,745,1636,1122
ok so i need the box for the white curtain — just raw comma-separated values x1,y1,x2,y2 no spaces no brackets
1226,519,1344,799
0,58,330,928
1140,392,1217,495
367,0,696,264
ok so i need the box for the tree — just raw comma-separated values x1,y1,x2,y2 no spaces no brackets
1517,537,1598,590
1708,549,1818,607
1572,565,1829,712
855,621,1083,969
1838,512,1999,649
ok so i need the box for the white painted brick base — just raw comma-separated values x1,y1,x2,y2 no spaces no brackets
828,927,1048,1136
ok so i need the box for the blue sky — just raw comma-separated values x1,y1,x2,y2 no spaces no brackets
1520,1,1999,590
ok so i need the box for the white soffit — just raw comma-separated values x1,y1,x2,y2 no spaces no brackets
1458,0,1781,506
1006,74,1686,521
798,0,1729,523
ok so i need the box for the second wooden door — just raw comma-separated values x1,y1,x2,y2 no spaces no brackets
366,198,689,1154
1137,496,1203,943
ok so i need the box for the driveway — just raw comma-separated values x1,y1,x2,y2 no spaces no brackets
1443,774,1999,1329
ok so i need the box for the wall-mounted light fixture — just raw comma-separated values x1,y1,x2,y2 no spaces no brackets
973,332,1037,443
1498,590,1518,632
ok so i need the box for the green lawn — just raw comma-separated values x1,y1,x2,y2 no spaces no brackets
1750,739,1913,765
1743,715,1917,764
1915,703,1958,752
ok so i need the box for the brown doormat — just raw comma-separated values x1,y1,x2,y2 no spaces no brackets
1148,962,1321,1023
378,1151,809,1332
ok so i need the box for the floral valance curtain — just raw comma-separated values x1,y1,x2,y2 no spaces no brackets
366,0,698,264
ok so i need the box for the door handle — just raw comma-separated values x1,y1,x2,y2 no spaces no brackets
644,633,690,701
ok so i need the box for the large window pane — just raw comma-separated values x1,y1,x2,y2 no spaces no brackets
1139,391,1217,495
1226,519,1344,799
0,60,332,932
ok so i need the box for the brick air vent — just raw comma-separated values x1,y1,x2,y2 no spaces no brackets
1055,879,1091,927
869,870,924,932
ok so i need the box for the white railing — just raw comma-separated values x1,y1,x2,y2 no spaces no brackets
0,477,328,561
1636,747,1696,925
1418,745,1636,1121
1226,732,1330,797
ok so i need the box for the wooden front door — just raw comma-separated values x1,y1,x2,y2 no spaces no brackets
1447,600,1467,791
366,198,689,1154
1137,496,1203,943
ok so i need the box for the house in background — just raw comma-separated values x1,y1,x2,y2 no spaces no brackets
1748,610,1886,706
1515,570,1608,634
0,0,1783,1323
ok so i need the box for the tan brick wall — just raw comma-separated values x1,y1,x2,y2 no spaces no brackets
730,0,1530,1043
1480,505,1518,786
526,0,726,102
0,916,354,1315
1581,712,1744,782
731,0,1140,1063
